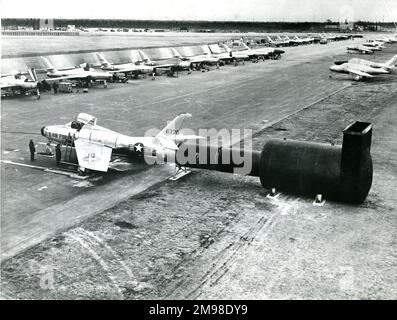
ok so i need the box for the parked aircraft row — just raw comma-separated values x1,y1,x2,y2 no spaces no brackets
248,33,356,47
347,36,397,54
1,41,286,98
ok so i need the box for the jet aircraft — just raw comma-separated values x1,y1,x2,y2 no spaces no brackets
329,62,391,81
41,57,113,81
96,53,153,77
41,113,203,172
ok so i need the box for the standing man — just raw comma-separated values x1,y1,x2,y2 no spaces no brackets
55,144,62,166
29,139,36,161
52,82,58,94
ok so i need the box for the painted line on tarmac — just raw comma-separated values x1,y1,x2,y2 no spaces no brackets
0,131,41,135
1,160,88,179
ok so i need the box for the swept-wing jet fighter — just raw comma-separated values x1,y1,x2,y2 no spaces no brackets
41,113,203,172
1,68,66,98
96,53,153,77
292,35,312,45
138,50,191,72
347,45,375,54
276,35,292,46
329,62,391,81
41,57,113,81
265,36,285,47
170,48,219,69
376,36,396,44
347,55,397,72
219,43,250,61
1,69,39,97
362,41,384,50
282,35,300,46
239,42,285,60
203,44,234,64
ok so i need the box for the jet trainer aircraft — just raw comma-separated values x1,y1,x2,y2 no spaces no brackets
41,113,203,172
41,57,113,81
96,53,153,77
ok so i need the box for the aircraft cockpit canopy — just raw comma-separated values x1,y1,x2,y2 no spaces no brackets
70,121,84,131
77,113,97,126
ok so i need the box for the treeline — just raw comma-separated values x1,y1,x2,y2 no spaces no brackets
2,19,334,32
2,18,395,32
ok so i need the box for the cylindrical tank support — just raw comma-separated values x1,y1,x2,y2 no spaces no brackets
174,121,373,204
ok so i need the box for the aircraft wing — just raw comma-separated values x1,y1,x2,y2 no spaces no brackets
74,139,112,172
107,66,145,74
153,63,175,68
43,75,90,82
347,68,374,78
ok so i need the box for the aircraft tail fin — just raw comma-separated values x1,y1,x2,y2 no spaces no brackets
28,68,38,82
96,53,110,67
40,56,57,72
138,50,151,63
171,48,182,58
385,54,397,68
155,113,204,150
157,113,192,138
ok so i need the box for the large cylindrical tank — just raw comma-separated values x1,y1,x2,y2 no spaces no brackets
259,121,372,203
174,121,373,204
258,140,342,198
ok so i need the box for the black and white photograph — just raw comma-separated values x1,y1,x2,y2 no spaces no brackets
0,0,396,304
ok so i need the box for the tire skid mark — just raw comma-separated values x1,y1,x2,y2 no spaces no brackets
67,227,138,297
167,214,277,299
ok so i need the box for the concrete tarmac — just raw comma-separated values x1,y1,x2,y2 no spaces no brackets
1,36,396,299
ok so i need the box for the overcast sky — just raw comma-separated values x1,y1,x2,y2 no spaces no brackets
1,0,396,22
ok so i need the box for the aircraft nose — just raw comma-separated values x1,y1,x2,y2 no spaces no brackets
41,126,47,137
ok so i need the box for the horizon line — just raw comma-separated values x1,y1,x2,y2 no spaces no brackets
2,17,397,24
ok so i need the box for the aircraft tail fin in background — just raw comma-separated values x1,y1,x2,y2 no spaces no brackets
385,55,397,68
28,68,38,82
40,56,57,72
138,50,151,63
171,48,182,58
96,53,110,67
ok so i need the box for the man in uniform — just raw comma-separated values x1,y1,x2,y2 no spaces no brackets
29,139,36,161
55,144,62,166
